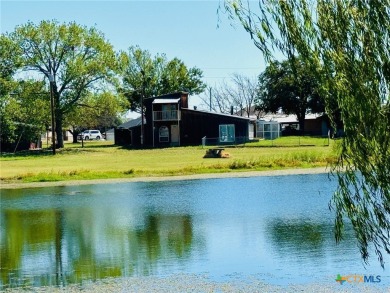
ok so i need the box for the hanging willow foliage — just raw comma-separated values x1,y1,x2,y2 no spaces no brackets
223,0,390,266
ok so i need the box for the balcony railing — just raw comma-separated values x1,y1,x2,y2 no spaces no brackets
153,110,180,121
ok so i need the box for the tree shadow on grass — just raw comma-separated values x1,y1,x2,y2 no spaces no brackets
73,143,116,149
1,149,54,158
1,143,118,158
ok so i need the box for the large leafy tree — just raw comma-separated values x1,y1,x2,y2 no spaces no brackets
0,36,48,151
224,0,390,265
0,35,21,148
1,80,49,151
65,91,128,142
7,20,120,148
0,35,21,85
257,57,325,133
122,46,206,113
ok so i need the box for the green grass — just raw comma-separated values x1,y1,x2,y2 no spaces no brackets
0,138,338,184
244,136,331,147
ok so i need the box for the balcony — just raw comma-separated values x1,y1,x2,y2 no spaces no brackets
153,110,180,121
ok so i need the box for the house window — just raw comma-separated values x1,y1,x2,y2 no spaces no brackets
161,104,177,120
162,104,176,112
256,121,280,140
159,126,169,142
219,124,235,143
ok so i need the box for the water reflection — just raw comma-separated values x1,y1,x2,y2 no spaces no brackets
269,220,327,252
1,175,388,289
0,194,199,289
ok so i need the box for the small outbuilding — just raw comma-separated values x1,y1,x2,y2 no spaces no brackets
258,113,331,137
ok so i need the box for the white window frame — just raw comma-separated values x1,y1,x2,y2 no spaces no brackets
159,126,169,142
219,124,235,143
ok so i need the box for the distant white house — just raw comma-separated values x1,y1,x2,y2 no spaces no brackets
257,113,329,137
41,129,72,142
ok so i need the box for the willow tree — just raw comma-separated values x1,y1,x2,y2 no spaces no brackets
7,20,120,148
223,0,390,265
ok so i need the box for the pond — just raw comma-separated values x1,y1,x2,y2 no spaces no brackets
1,174,389,289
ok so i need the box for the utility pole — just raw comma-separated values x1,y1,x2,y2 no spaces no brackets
209,87,212,112
48,73,56,155
140,70,145,146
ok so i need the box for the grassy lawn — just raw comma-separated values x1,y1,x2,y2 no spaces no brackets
0,137,338,183
245,135,331,147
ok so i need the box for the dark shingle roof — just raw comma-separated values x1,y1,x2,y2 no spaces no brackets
117,116,146,129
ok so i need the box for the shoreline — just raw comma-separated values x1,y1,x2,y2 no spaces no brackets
0,167,330,190
2,273,385,293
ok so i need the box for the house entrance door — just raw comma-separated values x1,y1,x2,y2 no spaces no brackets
171,124,179,144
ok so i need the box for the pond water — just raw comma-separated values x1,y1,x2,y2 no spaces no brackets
1,174,389,289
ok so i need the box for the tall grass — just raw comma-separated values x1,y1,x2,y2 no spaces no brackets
227,149,336,170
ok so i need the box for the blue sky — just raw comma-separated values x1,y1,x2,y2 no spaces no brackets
1,0,268,110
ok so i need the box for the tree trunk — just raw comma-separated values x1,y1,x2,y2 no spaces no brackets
68,127,79,143
297,113,305,135
72,132,78,143
55,109,64,148
53,84,64,148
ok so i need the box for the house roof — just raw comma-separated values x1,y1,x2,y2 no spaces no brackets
152,98,180,104
183,108,251,120
234,105,263,118
116,116,145,129
259,113,325,123
145,91,188,100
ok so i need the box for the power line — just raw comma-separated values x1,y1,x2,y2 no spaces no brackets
203,75,260,79
201,67,261,69
203,76,232,79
